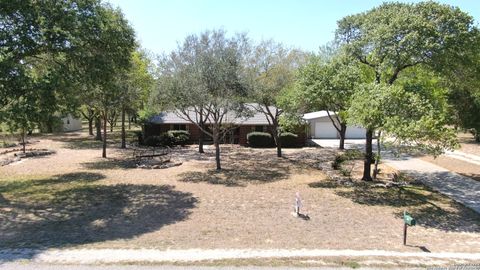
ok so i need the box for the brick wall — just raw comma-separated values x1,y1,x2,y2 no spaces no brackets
144,123,306,147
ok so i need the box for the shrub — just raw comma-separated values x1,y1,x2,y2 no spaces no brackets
134,131,144,145
280,132,299,148
343,149,363,160
332,154,346,170
168,130,190,146
144,135,162,147
340,167,352,177
144,133,176,147
247,132,274,148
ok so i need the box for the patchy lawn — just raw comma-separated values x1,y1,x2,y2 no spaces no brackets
0,131,479,254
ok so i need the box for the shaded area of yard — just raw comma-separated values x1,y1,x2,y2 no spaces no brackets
81,158,137,170
57,137,107,150
55,129,140,150
180,167,289,187
178,147,294,187
0,172,197,251
309,180,480,233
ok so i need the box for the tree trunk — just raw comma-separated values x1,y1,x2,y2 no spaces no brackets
128,113,131,130
213,131,221,170
121,107,126,149
362,129,373,181
21,129,26,154
373,131,382,180
273,127,282,157
198,123,205,153
339,123,347,150
88,118,93,135
102,111,107,158
95,117,102,141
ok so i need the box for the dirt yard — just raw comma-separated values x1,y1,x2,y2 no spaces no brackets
0,131,479,254
458,132,480,156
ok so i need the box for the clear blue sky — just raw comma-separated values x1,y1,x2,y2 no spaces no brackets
108,0,480,55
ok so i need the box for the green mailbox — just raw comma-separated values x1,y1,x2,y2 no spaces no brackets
403,212,416,226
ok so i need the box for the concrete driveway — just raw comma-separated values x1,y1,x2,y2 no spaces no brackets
310,138,480,214
309,139,377,150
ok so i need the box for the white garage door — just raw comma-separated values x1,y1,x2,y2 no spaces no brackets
314,121,338,138
346,126,366,139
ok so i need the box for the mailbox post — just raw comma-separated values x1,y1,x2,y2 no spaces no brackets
403,211,416,245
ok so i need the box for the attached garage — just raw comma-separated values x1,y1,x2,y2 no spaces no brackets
303,111,366,139
346,126,366,139
314,120,338,138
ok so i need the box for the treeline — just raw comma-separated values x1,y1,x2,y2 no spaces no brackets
2,1,479,179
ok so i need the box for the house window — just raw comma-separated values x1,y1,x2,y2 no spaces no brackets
172,124,187,131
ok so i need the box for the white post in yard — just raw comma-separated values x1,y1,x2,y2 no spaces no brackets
295,192,302,216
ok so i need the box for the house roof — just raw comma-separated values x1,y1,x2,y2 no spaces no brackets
302,111,337,120
148,104,278,125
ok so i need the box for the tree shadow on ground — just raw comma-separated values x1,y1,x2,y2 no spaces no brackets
0,172,197,263
458,172,480,182
309,180,480,233
179,166,290,187
81,158,137,170
56,137,106,150
178,146,293,187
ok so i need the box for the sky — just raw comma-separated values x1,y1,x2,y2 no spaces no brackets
107,0,480,55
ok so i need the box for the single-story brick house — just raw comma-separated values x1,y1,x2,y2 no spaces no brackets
144,106,306,146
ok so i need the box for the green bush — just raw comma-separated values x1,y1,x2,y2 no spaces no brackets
168,130,190,146
280,132,299,148
247,132,274,148
144,133,176,147
144,135,162,147
134,131,143,145
332,154,346,170
343,149,363,160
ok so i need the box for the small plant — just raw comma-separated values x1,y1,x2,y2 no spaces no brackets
343,149,363,160
343,261,361,269
167,130,190,146
279,132,299,148
134,131,143,145
332,154,346,170
143,135,162,147
0,141,16,148
340,167,351,177
247,132,274,148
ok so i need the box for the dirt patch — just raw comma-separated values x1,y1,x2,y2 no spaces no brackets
458,132,480,156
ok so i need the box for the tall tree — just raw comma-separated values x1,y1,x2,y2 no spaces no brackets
78,5,136,158
0,1,135,156
296,50,365,150
153,30,250,170
248,41,305,157
116,51,155,149
336,2,477,180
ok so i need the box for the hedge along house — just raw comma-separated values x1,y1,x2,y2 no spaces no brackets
144,105,306,146
303,111,366,139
